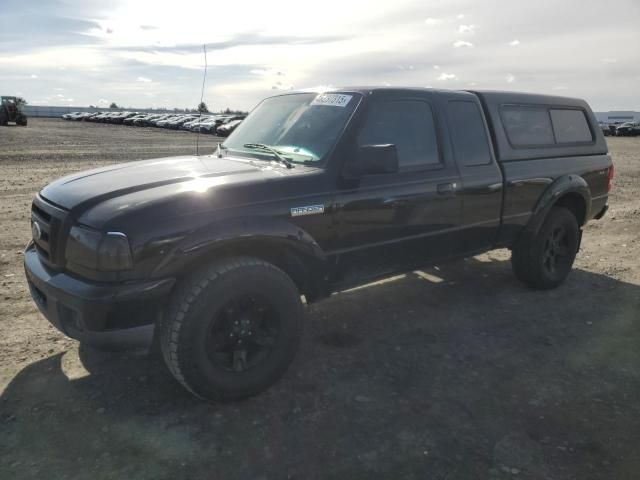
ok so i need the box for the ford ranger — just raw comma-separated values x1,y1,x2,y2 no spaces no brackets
24,88,613,401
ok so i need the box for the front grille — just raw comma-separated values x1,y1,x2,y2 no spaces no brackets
32,203,52,222
31,195,68,269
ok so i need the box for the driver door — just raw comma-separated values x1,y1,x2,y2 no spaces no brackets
332,93,462,285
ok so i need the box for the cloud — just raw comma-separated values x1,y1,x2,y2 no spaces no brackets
433,65,440,70
0,13,102,53
553,85,568,90
136,76,152,82
506,74,515,83
437,73,457,81
250,68,285,77
298,84,335,93
271,81,293,90
30,74,38,78
112,33,349,56
1,0,639,110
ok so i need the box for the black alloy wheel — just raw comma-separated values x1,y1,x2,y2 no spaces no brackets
206,294,280,373
160,257,303,401
511,206,579,290
541,225,572,276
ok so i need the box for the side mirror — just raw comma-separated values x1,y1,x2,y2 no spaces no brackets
350,144,399,176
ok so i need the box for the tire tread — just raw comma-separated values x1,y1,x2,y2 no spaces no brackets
511,206,579,290
159,256,301,401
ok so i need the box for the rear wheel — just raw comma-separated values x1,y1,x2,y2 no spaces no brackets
511,207,580,290
159,257,303,401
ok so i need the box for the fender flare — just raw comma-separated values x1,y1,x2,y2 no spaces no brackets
525,174,591,236
152,215,329,281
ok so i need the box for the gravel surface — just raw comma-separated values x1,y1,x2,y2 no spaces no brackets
1,118,639,479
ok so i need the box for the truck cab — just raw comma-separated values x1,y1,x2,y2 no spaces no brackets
0,96,28,126
24,87,612,401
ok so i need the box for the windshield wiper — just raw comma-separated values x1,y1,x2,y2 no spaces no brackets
243,143,293,169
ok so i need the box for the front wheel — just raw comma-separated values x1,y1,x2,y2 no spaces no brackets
511,207,580,290
159,257,303,401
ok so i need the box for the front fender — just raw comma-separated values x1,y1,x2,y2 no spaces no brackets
152,215,327,276
526,174,591,235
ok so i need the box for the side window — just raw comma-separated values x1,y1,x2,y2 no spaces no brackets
501,106,555,147
358,100,440,169
447,101,492,166
550,109,593,143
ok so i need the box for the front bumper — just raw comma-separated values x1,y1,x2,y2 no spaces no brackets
24,242,175,351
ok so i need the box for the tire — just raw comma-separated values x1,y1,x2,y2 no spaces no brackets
511,207,580,290
159,257,303,401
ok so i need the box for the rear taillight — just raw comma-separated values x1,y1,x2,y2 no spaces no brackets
607,164,614,192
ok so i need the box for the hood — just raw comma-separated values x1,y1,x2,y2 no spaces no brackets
41,155,282,211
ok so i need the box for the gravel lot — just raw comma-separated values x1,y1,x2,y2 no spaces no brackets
1,118,639,480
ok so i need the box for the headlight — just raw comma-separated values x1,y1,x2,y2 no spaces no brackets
66,226,133,271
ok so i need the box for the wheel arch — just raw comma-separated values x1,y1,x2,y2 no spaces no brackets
187,237,328,301
554,192,587,227
154,217,331,302
526,174,591,236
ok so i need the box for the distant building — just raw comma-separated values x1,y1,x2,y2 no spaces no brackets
594,111,640,125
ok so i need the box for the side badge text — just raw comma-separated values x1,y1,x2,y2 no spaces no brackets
291,205,325,217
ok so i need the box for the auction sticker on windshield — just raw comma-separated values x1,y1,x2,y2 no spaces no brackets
311,93,353,107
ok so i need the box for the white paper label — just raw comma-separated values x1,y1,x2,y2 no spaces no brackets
310,93,353,108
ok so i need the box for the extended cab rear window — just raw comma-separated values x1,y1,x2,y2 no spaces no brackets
447,101,492,166
501,105,594,148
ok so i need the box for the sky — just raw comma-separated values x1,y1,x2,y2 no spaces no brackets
1,0,638,112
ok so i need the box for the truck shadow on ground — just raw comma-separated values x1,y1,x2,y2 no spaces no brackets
2,257,640,479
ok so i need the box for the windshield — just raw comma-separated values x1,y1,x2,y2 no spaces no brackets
223,92,360,165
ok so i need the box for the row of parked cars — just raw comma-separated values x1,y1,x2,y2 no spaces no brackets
61,110,246,136
600,122,640,137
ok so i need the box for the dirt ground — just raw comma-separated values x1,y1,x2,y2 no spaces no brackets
1,118,639,480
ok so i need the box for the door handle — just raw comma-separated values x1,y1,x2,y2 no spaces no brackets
437,182,457,195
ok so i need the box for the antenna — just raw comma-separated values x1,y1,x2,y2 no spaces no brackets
196,44,208,156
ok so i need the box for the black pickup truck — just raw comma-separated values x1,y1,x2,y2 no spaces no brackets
24,88,613,401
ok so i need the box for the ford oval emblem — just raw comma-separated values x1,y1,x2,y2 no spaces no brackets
32,221,42,240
